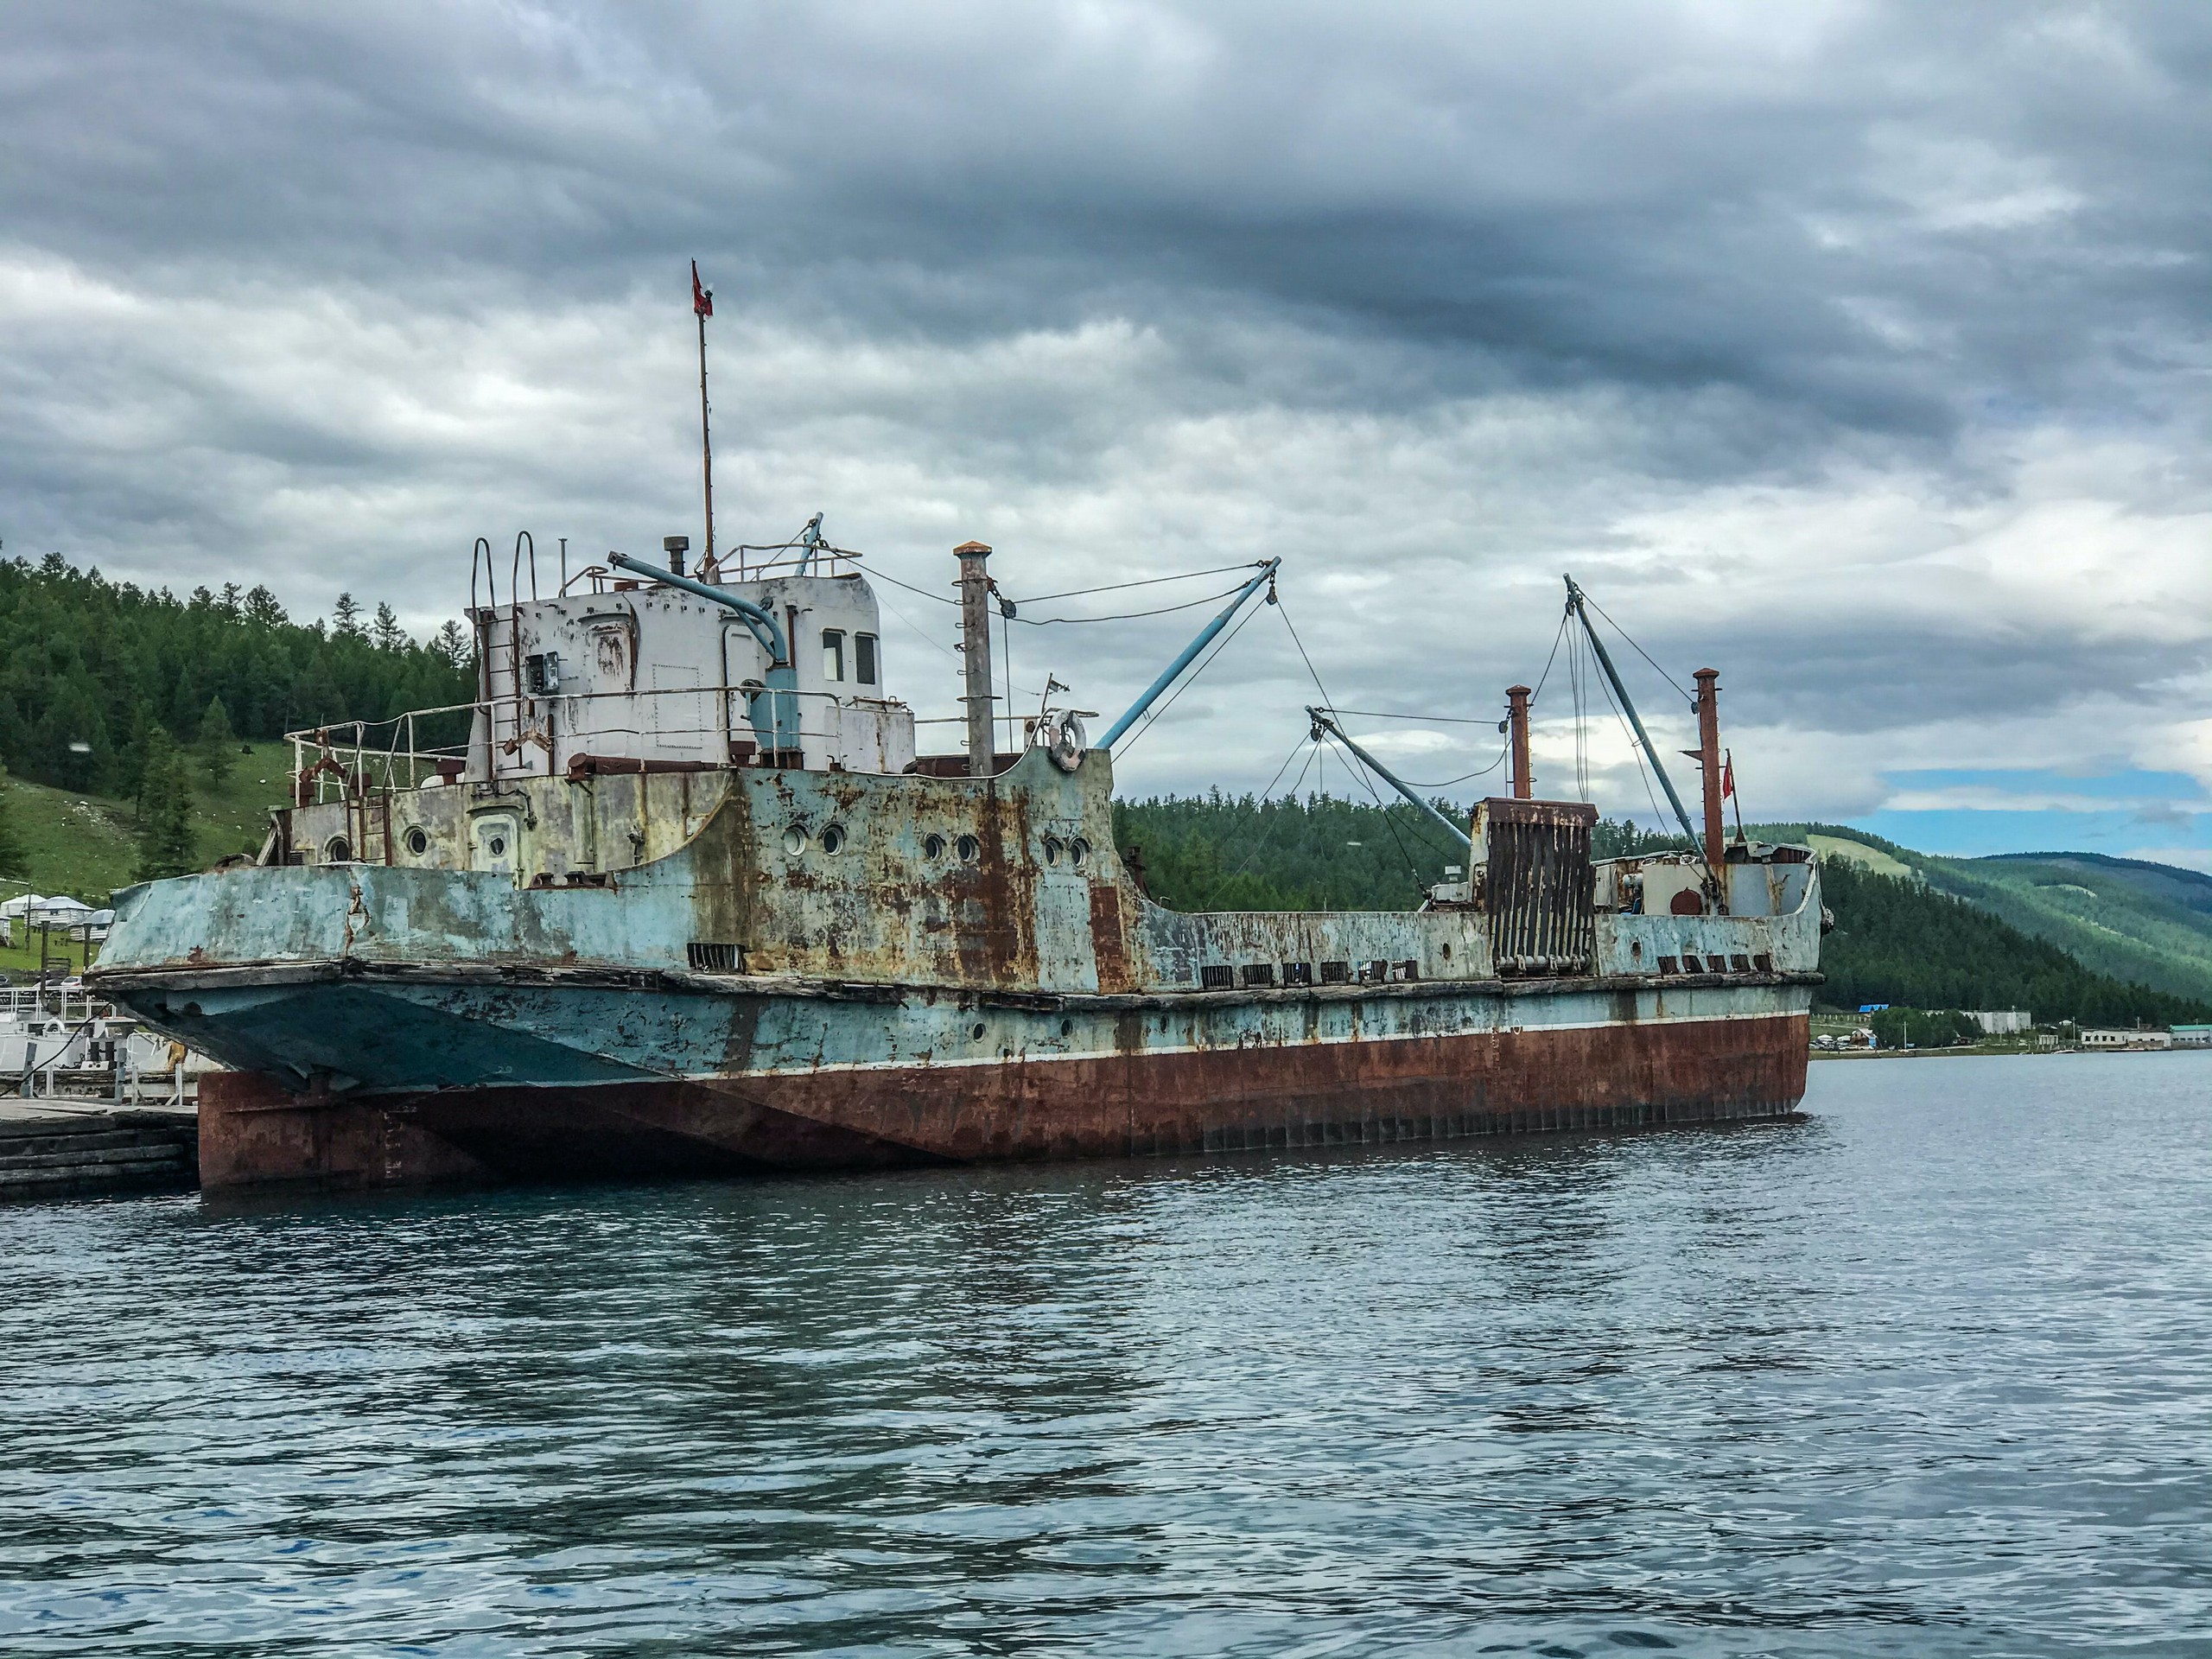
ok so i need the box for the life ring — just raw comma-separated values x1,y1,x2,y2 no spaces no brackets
1044,709,1087,773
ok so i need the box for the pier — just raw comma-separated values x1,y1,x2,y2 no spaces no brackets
0,1100,198,1201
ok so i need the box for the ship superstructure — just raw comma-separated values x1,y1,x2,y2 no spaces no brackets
90,528,1821,1192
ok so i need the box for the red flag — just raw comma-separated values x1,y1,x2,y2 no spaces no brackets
691,259,713,318
1721,748,1736,800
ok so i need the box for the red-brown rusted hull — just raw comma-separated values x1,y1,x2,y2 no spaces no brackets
198,1010,1808,1192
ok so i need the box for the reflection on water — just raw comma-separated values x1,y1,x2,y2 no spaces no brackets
3,1055,2209,1655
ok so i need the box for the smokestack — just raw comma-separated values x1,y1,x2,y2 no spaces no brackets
664,535,689,577
1505,685,1532,800
956,542,995,778
1694,667,1723,872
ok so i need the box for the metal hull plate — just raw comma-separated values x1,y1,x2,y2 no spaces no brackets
185,988,1810,1191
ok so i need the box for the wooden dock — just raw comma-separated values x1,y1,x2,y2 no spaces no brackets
0,1102,198,1201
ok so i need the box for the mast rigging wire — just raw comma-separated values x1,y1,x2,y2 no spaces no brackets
1578,588,1693,704
1115,594,1267,756
1320,731,1457,880
1012,563,1264,605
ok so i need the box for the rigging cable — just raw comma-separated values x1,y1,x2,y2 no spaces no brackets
1200,739,1321,909
1008,582,1250,626
1319,729,1460,874
1588,643,1675,837
1579,588,1693,704
1397,745,1510,790
1319,708,1509,726
1012,563,1262,605
1528,609,1572,705
1115,593,1267,756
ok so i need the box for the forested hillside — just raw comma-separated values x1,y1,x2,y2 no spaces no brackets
1112,794,1681,912
0,553,471,800
1111,793,2209,1027
1814,859,2206,1027
1758,820,2212,1007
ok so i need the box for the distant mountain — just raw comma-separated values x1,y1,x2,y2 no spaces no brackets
1924,852,2212,1007
1745,822,2212,1007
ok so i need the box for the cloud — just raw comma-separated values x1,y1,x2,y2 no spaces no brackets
3,1,2211,852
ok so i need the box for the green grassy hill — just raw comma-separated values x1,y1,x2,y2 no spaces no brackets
3,740,293,903
1761,823,2212,1008
0,741,293,977
1925,852,2212,1007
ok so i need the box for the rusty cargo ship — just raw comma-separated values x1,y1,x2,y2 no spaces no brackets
88,531,1821,1192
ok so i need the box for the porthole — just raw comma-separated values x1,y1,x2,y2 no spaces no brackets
923,832,947,861
486,835,506,858
970,1022,987,1040
403,826,429,857
1069,837,1090,867
1441,942,1452,962
820,823,847,855
956,834,980,864
1042,835,1063,867
1630,940,1644,963
782,825,808,858
323,836,353,863
1060,1018,1074,1037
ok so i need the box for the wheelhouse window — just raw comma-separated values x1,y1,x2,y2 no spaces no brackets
821,628,846,683
855,632,879,685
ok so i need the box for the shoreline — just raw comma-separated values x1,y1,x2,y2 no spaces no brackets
1810,1045,2196,1061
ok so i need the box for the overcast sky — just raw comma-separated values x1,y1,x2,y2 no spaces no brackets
5,2,2210,861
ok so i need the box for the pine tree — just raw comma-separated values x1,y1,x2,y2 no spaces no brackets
434,620,471,671
196,696,237,785
245,584,287,626
372,602,407,652
134,728,198,882
332,593,365,639
0,758,27,879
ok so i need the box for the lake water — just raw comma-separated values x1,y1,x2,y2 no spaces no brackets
3,1054,2209,1656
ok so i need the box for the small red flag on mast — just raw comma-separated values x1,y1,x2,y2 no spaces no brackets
692,259,713,317
1721,749,1736,800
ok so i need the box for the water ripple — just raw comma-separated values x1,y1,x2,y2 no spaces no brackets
4,1053,2210,1654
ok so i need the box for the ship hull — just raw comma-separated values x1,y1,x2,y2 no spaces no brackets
114,969,1813,1192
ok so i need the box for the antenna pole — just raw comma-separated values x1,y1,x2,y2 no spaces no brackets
698,305,715,574
691,260,716,575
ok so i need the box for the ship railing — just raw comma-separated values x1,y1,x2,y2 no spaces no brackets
286,684,918,804
552,543,861,597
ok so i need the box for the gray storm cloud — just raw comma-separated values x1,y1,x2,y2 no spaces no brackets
2,1,2209,819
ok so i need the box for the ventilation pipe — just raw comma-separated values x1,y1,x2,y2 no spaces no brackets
1694,667,1723,874
956,542,995,777
1506,684,1532,800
